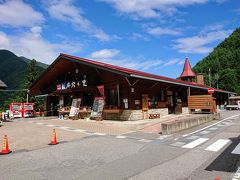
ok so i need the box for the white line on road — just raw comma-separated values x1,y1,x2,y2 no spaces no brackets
116,135,127,139
232,166,240,180
158,135,172,140
93,132,106,136
36,122,44,125
46,124,56,127
182,138,208,149
73,129,86,133
138,139,152,143
182,114,240,137
205,139,230,152
58,126,70,129
232,142,240,155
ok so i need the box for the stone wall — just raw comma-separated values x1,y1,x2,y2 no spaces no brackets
182,107,189,114
103,108,169,121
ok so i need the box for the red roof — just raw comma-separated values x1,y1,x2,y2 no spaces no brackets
58,54,230,94
180,57,196,78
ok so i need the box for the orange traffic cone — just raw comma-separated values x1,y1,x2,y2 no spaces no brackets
0,135,12,155
49,129,58,145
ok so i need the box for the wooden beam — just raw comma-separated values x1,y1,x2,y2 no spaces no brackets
132,79,140,86
188,87,191,96
166,85,172,90
117,84,120,107
125,77,132,86
95,68,103,80
151,82,159,88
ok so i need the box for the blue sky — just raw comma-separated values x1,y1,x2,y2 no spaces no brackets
0,0,239,78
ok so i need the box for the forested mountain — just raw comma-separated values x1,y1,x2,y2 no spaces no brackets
0,50,47,89
0,50,48,110
193,28,240,94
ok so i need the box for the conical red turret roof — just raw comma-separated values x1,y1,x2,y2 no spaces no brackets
180,57,196,78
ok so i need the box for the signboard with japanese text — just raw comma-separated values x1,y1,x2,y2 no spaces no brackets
90,97,105,118
56,75,87,91
69,98,81,117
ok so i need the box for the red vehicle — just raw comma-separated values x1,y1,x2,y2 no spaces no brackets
9,103,23,118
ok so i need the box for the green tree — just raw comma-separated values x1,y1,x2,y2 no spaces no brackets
23,59,44,111
24,59,38,88
218,69,238,92
193,27,240,94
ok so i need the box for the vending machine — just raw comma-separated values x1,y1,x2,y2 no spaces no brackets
9,103,23,118
23,103,34,118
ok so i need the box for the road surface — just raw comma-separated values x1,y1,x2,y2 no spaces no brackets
0,110,239,180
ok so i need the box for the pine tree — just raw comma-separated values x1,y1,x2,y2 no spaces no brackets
24,59,38,88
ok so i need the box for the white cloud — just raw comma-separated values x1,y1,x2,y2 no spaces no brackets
173,29,232,54
0,0,44,27
100,0,208,19
163,59,179,66
45,0,113,41
0,31,10,48
97,57,164,71
177,60,185,65
88,49,185,71
89,49,120,59
146,27,181,36
0,28,82,64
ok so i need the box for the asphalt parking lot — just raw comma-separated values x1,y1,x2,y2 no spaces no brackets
0,120,89,152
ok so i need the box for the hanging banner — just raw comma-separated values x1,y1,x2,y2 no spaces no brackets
69,98,81,117
97,85,105,97
90,97,105,118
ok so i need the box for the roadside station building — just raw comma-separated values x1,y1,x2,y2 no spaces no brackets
29,54,232,120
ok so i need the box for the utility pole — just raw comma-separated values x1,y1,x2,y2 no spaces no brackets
215,73,219,89
209,68,212,87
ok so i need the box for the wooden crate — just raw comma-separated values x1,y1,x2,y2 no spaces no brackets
188,95,216,113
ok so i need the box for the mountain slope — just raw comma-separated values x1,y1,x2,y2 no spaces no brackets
193,28,240,94
0,49,48,89
20,56,49,69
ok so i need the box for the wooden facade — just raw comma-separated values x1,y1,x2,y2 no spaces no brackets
29,54,231,120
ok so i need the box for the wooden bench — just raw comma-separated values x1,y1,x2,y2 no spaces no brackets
149,114,160,119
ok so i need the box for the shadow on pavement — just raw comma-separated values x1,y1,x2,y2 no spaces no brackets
205,136,240,172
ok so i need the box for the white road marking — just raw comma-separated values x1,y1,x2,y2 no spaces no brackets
232,166,240,180
93,132,106,136
36,122,44,125
116,135,127,139
182,114,240,137
182,138,208,149
46,124,56,127
205,139,230,152
158,135,171,140
58,126,70,129
232,142,240,155
138,139,152,143
73,129,86,132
